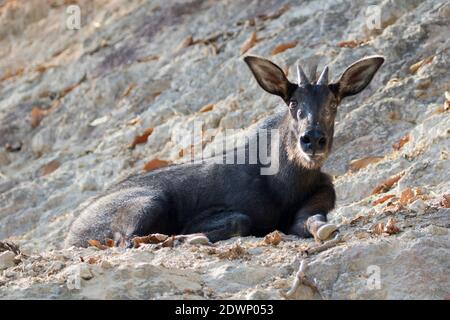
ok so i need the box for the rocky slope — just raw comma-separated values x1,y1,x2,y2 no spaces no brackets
0,0,449,299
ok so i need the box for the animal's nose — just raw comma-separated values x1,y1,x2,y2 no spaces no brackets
300,130,327,154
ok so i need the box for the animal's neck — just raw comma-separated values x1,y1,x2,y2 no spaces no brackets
266,113,322,204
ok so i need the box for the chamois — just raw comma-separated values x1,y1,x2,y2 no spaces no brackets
66,55,384,247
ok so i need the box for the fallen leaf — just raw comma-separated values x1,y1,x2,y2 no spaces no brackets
199,103,214,113
127,117,140,126
87,239,108,250
271,40,298,56
132,233,169,248
143,158,170,172
87,257,99,264
372,194,395,206
355,232,370,239
216,243,248,260
439,194,450,208
263,230,283,246
0,66,24,82
40,160,61,176
349,215,369,226
399,187,415,205
384,217,400,234
257,4,290,21
240,32,257,54
30,107,48,128
349,156,384,171
392,135,410,150
175,35,194,52
34,64,57,74
105,238,114,247
121,83,136,98
381,203,403,215
409,56,434,74
337,39,366,48
371,222,385,235
162,236,175,248
129,127,154,149
371,172,405,195
137,55,159,63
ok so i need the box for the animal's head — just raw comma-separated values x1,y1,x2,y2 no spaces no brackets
244,55,384,169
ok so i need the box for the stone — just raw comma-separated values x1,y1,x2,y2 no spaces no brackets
0,251,16,270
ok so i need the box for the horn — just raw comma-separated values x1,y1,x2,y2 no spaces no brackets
317,65,329,85
296,64,309,86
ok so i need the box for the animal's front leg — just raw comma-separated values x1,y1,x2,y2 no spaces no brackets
288,184,338,241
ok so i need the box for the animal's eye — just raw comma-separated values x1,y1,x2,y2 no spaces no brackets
289,100,298,109
297,108,305,119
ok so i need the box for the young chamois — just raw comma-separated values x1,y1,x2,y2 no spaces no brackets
66,55,384,247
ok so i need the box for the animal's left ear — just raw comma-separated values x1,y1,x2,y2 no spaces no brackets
330,55,384,99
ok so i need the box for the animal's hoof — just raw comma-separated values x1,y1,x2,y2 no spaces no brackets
186,234,210,245
317,223,338,241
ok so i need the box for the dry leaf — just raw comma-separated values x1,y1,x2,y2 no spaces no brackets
132,233,169,247
392,135,410,150
349,156,384,171
129,127,154,149
384,218,400,234
439,194,450,208
217,243,248,260
87,239,108,250
240,32,257,54
40,160,61,176
162,236,175,248
372,194,395,206
127,117,140,126
0,66,24,82
399,187,415,205
264,230,283,246
35,64,56,74
199,103,214,113
349,215,368,226
371,222,385,235
121,83,136,98
371,172,405,195
87,257,99,264
258,4,290,21
175,35,194,52
271,40,298,56
105,238,114,247
137,55,159,63
409,56,433,74
381,203,403,215
143,158,170,172
337,40,366,48
30,107,48,128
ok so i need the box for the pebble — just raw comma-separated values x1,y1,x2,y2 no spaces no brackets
0,251,16,270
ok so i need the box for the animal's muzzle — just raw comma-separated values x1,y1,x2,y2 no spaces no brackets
300,130,327,155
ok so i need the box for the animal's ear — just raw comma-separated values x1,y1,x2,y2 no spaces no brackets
244,56,293,101
331,56,384,99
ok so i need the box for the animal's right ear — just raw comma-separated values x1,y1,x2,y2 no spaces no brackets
330,55,385,100
244,56,293,101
